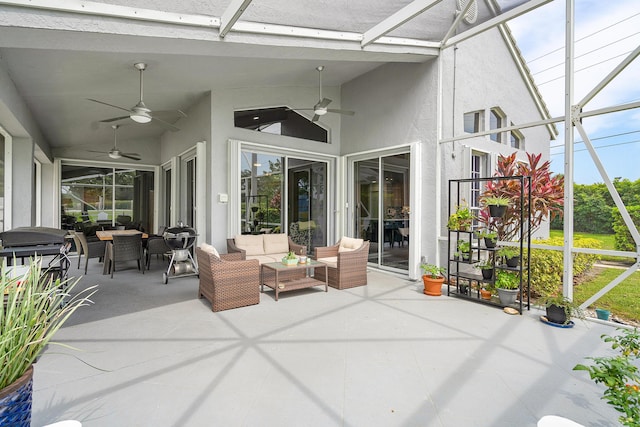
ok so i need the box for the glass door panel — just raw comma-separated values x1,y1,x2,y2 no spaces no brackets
381,154,410,270
287,160,327,253
355,159,379,264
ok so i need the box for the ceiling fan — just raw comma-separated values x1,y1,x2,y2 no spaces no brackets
88,125,141,161
294,66,355,122
87,62,186,131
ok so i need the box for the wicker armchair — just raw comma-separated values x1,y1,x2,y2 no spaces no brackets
108,234,144,278
73,230,106,275
313,238,370,290
196,246,260,312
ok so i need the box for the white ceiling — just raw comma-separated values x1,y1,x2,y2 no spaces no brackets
0,0,534,159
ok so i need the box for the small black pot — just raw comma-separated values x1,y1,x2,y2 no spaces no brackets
458,284,469,295
505,256,520,268
488,205,507,218
481,268,494,280
484,237,497,248
546,304,567,324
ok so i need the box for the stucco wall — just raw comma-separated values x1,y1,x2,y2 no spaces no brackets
341,60,440,269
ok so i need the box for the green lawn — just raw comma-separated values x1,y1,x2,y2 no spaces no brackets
573,267,640,322
549,229,616,250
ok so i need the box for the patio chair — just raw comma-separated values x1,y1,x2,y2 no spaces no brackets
108,233,144,278
74,230,106,275
196,244,260,312
145,234,170,269
313,237,370,290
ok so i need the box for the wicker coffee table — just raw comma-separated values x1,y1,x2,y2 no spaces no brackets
260,260,328,301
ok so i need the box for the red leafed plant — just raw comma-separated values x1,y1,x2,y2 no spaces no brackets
480,152,564,242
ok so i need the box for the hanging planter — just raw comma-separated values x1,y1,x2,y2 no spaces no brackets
482,196,509,218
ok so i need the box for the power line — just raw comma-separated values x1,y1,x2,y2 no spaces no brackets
549,129,640,149
527,11,640,63
550,138,640,156
531,31,640,76
537,50,633,86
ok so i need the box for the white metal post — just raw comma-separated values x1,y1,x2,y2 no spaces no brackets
562,0,575,299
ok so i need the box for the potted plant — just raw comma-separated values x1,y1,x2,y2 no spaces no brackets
282,251,299,266
480,283,494,300
477,229,497,248
495,270,520,305
457,240,472,261
0,260,95,426
420,263,446,296
447,201,474,231
475,259,494,280
538,294,585,325
574,328,640,427
497,246,520,267
481,195,510,217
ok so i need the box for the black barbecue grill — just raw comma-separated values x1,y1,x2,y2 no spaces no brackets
161,224,198,284
0,227,71,281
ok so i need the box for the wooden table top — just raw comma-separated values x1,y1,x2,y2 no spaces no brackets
95,230,149,241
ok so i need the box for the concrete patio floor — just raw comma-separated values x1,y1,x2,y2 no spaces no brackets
31,256,621,427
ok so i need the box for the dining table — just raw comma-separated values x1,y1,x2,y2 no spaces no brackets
96,229,149,241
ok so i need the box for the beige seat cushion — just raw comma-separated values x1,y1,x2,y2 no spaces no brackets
316,256,338,269
263,234,290,254
234,234,265,255
200,243,220,258
338,237,364,252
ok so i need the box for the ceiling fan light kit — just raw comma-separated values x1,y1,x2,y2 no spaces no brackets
291,66,355,122
88,62,184,131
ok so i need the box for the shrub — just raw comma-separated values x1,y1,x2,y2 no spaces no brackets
612,206,640,252
529,237,601,297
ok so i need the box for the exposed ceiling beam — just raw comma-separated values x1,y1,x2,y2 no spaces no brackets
443,0,552,49
441,0,475,47
219,0,253,39
361,0,443,48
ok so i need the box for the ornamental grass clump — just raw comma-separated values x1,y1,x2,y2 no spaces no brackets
574,328,640,427
0,259,96,390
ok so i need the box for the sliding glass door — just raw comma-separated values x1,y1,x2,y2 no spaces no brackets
354,153,410,271
239,148,328,253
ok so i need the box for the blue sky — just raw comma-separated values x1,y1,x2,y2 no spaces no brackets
508,0,640,184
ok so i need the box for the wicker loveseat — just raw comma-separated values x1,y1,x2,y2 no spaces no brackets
313,237,370,290
226,234,306,263
196,244,260,312
227,233,307,284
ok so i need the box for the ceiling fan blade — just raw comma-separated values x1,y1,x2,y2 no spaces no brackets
327,109,355,116
86,149,104,154
311,114,320,122
100,116,130,123
150,115,180,132
317,98,332,109
87,98,131,113
152,109,188,120
121,153,141,161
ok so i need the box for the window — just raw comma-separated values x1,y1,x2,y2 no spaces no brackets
470,151,489,227
489,108,505,143
464,110,484,133
235,107,328,143
510,126,524,149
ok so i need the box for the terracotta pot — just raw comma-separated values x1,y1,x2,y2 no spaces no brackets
422,275,444,296
0,365,33,427
480,289,492,300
